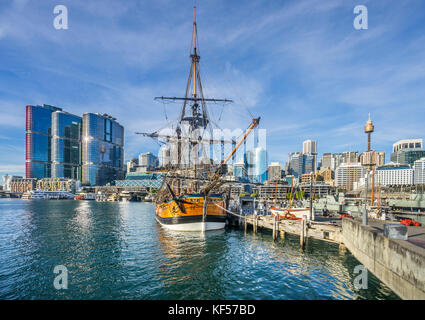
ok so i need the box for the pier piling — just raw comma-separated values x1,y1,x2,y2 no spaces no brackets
244,216,247,234
272,215,277,241
300,216,306,249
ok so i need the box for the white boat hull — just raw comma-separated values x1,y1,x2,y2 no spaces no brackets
156,218,225,232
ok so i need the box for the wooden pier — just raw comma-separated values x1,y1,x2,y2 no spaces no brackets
221,203,425,299
238,214,344,247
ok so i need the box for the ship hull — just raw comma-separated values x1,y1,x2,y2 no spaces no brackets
155,194,226,232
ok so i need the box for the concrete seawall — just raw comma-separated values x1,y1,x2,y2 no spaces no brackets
342,218,425,300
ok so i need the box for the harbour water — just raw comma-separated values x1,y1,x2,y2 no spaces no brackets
0,199,399,299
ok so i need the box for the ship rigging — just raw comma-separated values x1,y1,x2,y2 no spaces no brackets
137,7,260,231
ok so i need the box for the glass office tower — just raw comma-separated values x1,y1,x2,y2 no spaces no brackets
26,104,62,178
82,113,124,186
254,147,268,184
51,111,82,180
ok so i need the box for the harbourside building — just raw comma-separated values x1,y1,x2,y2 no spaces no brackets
375,163,414,186
2,175,23,191
51,111,82,180
390,139,425,166
10,178,37,193
26,104,62,178
115,172,165,189
25,105,124,186
82,113,124,186
36,178,79,193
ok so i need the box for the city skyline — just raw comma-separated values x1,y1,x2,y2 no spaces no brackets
2,0,425,181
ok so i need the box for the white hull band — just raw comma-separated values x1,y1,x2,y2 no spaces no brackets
156,218,225,232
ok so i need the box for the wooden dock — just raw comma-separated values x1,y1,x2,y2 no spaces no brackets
240,214,344,247
222,201,425,299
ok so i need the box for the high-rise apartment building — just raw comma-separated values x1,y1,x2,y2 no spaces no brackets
26,104,62,178
414,157,425,185
335,162,366,191
26,105,125,186
51,111,82,180
81,113,124,186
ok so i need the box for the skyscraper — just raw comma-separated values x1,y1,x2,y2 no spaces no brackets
288,152,314,178
82,113,124,186
268,162,282,181
302,139,317,171
414,157,425,185
233,161,247,180
159,146,171,167
254,147,268,183
51,111,82,180
335,162,367,191
26,104,62,178
302,140,317,155
244,148,268,183
320,153,332,169
138,152,158,170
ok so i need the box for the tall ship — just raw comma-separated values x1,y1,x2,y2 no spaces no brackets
138,8,260,231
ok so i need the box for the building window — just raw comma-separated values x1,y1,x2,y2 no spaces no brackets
104,118,112,142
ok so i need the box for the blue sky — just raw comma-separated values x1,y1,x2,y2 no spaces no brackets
1,0,425,182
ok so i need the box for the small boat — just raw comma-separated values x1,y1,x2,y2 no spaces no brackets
22,190,47,200
22,190,74,200
269,207,310,219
